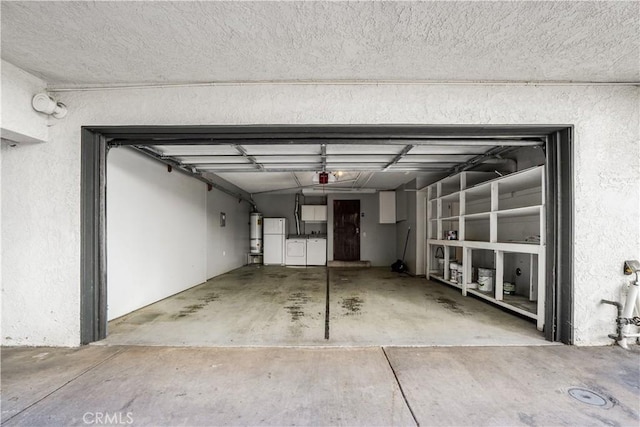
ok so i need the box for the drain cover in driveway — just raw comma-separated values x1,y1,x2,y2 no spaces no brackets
568,388,608,406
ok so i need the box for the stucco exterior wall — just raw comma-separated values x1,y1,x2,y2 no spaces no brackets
0,60,48,144
1,82,638,346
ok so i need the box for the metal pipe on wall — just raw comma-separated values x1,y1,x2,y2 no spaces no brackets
294,193,301,235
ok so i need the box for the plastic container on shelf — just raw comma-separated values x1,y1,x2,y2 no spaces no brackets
450,262,460,283
477,268,494,292
503,282,516,295
435,247,445,275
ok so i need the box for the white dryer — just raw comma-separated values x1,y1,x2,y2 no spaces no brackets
306,238,327,266
285,238,307,266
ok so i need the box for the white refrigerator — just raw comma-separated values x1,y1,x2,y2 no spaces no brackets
263,218,286,265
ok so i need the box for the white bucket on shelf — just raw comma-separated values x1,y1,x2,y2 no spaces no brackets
477,268,494,292
450,262,459,283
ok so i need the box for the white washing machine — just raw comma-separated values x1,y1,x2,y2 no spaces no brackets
285,238,307,266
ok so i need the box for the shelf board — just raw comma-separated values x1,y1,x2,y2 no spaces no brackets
463,165,543,195
462,206,542,220
428,239,542,253
429,274,462,290
439,191,460,202
464,212,490,220
466,241,543,254
496,205,541,218
497,239,542,245
462,171,496,188
440,215,459,221
464,184,492,199
467,289,537,320
428,239,464,247
498,167,543,194
503,294,538,313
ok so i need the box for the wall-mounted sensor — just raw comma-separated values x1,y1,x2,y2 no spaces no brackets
32,93,67,119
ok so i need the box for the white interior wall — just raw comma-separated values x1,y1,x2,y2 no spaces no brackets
399,194,418,273
1,81,638,345
107,147,249,321
395,181,419,275
107,148,206,320
205,184,250,279
252,194,299,235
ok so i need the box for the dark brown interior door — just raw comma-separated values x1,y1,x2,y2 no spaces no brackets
333,200,360,261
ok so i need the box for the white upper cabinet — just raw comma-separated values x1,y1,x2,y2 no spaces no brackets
301,205,327,222
379,191,396,224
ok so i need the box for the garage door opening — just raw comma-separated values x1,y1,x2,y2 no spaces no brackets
81,125,573,346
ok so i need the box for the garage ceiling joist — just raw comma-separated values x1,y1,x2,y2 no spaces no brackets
127,139,538,173
96,125,557,193
112,138,543,147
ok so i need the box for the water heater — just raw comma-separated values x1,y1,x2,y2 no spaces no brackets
250,212,263,254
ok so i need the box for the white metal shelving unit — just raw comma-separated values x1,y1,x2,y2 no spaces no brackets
425,165,546,330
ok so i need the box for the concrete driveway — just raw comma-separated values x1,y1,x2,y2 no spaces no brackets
2,345,638,426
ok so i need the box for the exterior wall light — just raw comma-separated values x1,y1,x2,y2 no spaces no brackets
32,93,67,118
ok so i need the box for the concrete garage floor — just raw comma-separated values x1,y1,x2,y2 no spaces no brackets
2,345,639,426
103,266,548,347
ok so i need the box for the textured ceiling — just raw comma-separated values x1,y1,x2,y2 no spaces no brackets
2,1,639,87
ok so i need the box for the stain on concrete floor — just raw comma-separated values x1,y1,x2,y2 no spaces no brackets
267,274,288,279
341,297,364,315
285,292,311,321
202,292,220,303
435,297,466,315
173,304,206,319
